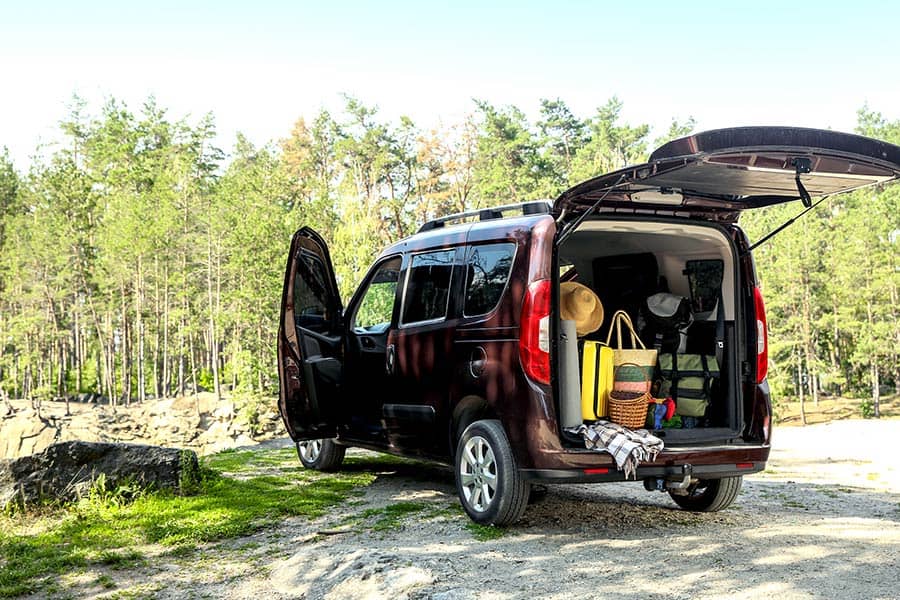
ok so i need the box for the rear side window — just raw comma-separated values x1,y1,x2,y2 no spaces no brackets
464,243,516,316
684,259,724,314
401,249,455,325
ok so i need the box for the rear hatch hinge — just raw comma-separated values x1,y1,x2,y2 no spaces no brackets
745,157,828,255
556,173,628,245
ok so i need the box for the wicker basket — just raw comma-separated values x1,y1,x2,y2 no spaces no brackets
609,363,652,429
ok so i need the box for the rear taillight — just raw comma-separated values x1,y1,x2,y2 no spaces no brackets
519,279,551,384
753,285,768,384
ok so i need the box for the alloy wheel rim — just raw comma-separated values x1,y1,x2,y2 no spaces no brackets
459,435,498,512
298,439,322,462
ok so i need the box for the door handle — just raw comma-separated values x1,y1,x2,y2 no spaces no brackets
385,344,396,375
361,336,375,349
469,346,487,378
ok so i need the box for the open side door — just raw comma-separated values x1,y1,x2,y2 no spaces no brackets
554,127,900,223
277,227,345,441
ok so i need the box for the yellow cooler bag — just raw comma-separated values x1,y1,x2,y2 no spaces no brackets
581,340,613,420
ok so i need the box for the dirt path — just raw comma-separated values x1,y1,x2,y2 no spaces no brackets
141,421,900,599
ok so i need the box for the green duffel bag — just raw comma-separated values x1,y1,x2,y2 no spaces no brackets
658,354,719,418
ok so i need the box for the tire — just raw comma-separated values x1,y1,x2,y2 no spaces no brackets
296,439,346,471
669,475,743,512
455,419,529,526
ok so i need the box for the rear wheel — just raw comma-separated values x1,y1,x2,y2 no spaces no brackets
296,439,345,471
455,420,529,526
669,476,742,512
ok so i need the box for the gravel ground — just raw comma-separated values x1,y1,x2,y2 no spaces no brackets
135,421,900,599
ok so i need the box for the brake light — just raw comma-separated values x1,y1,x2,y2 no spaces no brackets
753,285,768,384
519,279,551,384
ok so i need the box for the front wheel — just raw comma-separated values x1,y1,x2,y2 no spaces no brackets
669,476,742,512
296,439,345,471
455,420,529,526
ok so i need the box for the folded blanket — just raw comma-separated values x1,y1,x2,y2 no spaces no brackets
566,421,664,479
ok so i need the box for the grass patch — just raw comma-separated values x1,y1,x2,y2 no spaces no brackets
96,549,146,569
426,504,463,520
357,501,429,532
95,573,116,589
0,446,377,598
465,522,507,541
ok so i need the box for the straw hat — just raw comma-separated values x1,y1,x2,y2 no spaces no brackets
560,282,604,336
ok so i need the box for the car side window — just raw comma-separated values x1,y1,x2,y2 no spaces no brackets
401,249,455,325
464,243,516,316
353,256,402,333
293,249,332,333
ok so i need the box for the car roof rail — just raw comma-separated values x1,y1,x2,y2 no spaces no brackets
417,200,552,233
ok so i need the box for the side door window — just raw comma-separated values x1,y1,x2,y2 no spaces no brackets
464,243,516,316
353,256,402,333
293,248,337,335
401,249,456,325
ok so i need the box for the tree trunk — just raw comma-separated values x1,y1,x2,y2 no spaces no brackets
163,261,170,397
120,284,131,406
152,260,160,399
0,386,13,415
137,255,145,403
188,329,198,398
257,322,264,393
871,364,881,418
830,295,841,396
206,218,221,401
797,353,806,426
74,304,82,393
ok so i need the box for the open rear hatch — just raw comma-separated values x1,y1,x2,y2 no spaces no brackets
553,127,900,448
553,126,900,223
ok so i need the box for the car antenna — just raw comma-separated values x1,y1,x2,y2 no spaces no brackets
557,173,628,246
744,193,831,255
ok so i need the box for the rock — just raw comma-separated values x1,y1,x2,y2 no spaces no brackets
0,413,59,459
213,402,236,421
429,590,469,600
0,440,199,509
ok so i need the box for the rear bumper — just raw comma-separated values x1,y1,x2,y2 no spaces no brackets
522,459,765,483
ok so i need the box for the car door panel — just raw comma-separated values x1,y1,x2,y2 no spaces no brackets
340,255,404,444
277,227,344,441
387,247,465,455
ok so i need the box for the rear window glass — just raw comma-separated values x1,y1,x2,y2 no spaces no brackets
464,244,516,316
401,249,455,325
684,259,724,314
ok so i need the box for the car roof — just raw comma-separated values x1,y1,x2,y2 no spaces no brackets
379,213,552,259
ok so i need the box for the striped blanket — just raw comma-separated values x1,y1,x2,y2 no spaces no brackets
566,421,664,479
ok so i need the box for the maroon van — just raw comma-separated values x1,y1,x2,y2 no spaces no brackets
277,127,900,525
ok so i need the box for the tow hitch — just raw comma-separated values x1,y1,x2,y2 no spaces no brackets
644,464,695,496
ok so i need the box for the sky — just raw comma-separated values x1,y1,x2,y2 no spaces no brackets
1,0,898,169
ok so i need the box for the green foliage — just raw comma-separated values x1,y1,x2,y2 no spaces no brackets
88,473,148,508
0,446,376,597
569,97,651,181
860,399,875,419
232,392,275,437
196,368,214,392
472,100,554,202
0,92,894,414
354,278,397,330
